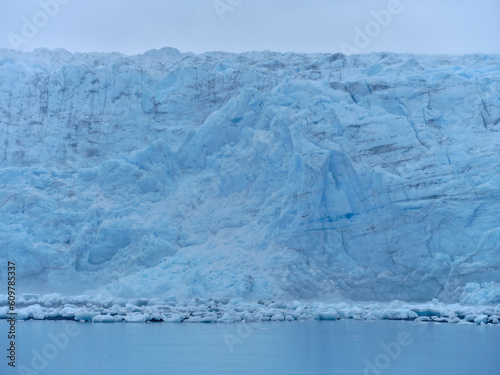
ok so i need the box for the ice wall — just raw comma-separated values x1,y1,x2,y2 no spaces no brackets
0,48,499,304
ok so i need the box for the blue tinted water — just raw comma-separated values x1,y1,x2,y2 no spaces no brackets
1,319,499,374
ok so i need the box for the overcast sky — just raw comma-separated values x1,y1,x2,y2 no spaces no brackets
0,0,499,56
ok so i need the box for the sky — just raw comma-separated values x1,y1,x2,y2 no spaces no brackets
0,0,499,56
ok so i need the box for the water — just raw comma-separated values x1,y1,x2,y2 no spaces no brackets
1,319,499,374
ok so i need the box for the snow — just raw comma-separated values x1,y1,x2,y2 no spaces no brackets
0,48,500,309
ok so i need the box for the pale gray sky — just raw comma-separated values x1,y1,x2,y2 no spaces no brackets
0,0,499,55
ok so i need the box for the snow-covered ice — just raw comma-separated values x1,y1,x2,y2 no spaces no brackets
0,48,500,312
0,293,499,325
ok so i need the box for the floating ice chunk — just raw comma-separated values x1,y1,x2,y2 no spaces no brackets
74,310,100,321
124,313,150,323
162,314,183,323
60,304,79,318
414,316,432,323
184,313,218,323
218,313,237,323
410,305,444,317
16,304,46,320
271,313,285,321
464,314,476,322
92,314,124,323
474,315,488,325
488,316,499,324
315,311,339,320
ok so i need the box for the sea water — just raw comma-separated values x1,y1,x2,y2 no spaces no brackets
1,319,498,374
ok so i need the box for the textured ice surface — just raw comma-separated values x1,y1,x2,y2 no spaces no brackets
0,48,500,304
0,293,499,325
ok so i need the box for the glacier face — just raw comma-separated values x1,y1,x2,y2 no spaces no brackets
0,48,500,304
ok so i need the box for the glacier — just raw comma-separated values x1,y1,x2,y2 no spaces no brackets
0,47,500,309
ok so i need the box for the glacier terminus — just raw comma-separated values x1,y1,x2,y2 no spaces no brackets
0,47,500,320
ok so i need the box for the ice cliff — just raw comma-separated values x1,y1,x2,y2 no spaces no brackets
1,47,500,304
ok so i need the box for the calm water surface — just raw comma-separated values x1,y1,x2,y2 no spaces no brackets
1,319,499,374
